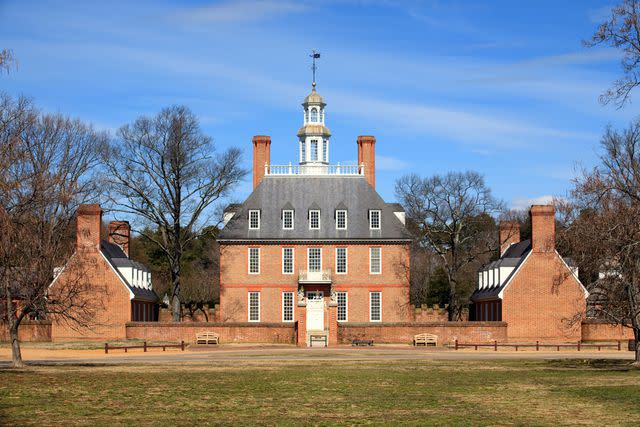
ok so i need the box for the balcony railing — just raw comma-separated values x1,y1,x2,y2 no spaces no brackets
298,269,332,283
265,163,364,176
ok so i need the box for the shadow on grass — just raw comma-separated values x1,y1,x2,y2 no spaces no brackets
546,358,639,371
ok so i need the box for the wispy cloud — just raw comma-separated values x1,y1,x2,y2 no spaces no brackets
376,155,410,171
511,195,554,210
172,0,307,24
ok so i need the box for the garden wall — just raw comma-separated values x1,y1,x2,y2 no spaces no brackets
338,321,507,345
581,319,634,342
125,322,296,344
0,321,52,342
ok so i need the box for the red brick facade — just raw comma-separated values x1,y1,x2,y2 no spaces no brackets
339,322,507,344
126,322,296,344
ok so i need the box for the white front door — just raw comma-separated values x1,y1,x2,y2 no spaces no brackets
306,291,324,331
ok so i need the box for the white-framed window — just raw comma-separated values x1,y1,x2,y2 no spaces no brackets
335,247,347,274
335,210,347,230
248,291,260,322
308,247,322,272
309,210,320,230
369,210,381,230
311,108,318,122
337,292,348,322
322,140,327,162
369,291,381,322
301,141,306,162
248,247,260,274
305,110,309,123
282,291,294,322
249,210,260,230
370,247,381,274
282,247,294,274
310,139,318,161
282,210,294,230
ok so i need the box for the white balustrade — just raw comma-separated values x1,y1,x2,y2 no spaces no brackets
265,162,364,176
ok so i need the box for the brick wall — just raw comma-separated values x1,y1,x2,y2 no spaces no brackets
1,321,52,342
338,322,507,345
126,322,296,344
581,319,635,341
411,305,449,322
502,252,586,342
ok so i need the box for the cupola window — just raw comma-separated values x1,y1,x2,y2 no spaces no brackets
310,108,318,122
310,139,318,161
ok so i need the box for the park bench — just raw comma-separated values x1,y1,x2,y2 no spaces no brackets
196,331,219,345
309,334,328,347
352,339,374,346
413,333,438,347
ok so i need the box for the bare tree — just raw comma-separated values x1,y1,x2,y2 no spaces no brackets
0,49,15,74
585,0,640,108
102,106,245,321
396,171,504,320
0,93,104,367
558,120,640,364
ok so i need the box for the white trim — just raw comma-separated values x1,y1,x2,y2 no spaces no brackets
309,209,321,230
369,209,381,230
369,291,382,322
248,210,260,230
335,209,347,230
335,247,348,274
248,291,260,322
337,291,348,322
282,247,294,275
282,209,294,230
248,247,260,274
282,291,294,322
556,249,589,298
498,251,531,299
369,247,382,274
307,247,322,272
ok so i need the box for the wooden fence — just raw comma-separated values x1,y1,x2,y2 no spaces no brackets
453,340,625,352
104,341,185,354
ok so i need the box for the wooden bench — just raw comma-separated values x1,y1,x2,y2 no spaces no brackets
413,333,438,347
309,334,327,347
196,332,219,345
352,339,374,346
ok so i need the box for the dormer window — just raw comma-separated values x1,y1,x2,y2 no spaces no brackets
336,210,347,230
282,210,294,230
369,210,381,230
309,210,320,230
310,108,318,122
249,210,260,230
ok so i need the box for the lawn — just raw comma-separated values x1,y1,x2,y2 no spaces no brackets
1,359,639,426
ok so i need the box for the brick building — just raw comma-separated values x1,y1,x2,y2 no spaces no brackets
218,83,411,346
50,204,158,341
471,205,588,341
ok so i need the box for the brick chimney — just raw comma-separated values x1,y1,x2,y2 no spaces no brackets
76,204,102,253
357,135,376,189
108,221,131,257
499,221,520,256
530,205,555,253
252,135,271,190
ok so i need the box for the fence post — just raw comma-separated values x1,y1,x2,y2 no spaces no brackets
105,343,108,354
618,340,621,351
536,341,539,351
181,340,185,351
577,341,581,352
455,339,458,350
144,341,147,352
494,340,497,351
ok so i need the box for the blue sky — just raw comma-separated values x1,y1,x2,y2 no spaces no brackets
2,0,636,209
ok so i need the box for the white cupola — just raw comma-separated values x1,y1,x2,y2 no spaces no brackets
297,82,331,166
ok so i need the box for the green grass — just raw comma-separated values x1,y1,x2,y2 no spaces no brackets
1,359,639,426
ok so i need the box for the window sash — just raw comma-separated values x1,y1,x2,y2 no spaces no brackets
322,140,327,162
282,247,294,274
248,248,260,274
309,210,320,229
301,141,306,162
310,139,318,161
282,210,294,230
248,292,260,322
337,292,348,322
336,210,347,230
370,292,381,322
336,247,347,274
370,247,381,274
369,210,381,230
249,210,260,230
282,292,294,322
308,248,322,272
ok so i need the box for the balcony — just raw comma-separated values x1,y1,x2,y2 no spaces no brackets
298,269,332,284
265,163,364,176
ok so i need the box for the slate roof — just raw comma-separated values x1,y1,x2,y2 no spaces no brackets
100,241,158,302
219,176,410,242
471,239,532,302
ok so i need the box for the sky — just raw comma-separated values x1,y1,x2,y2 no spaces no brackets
1,0,637,210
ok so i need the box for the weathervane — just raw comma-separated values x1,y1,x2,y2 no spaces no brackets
310,50,320,88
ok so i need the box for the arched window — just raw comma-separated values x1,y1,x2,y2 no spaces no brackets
310,108,318,122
